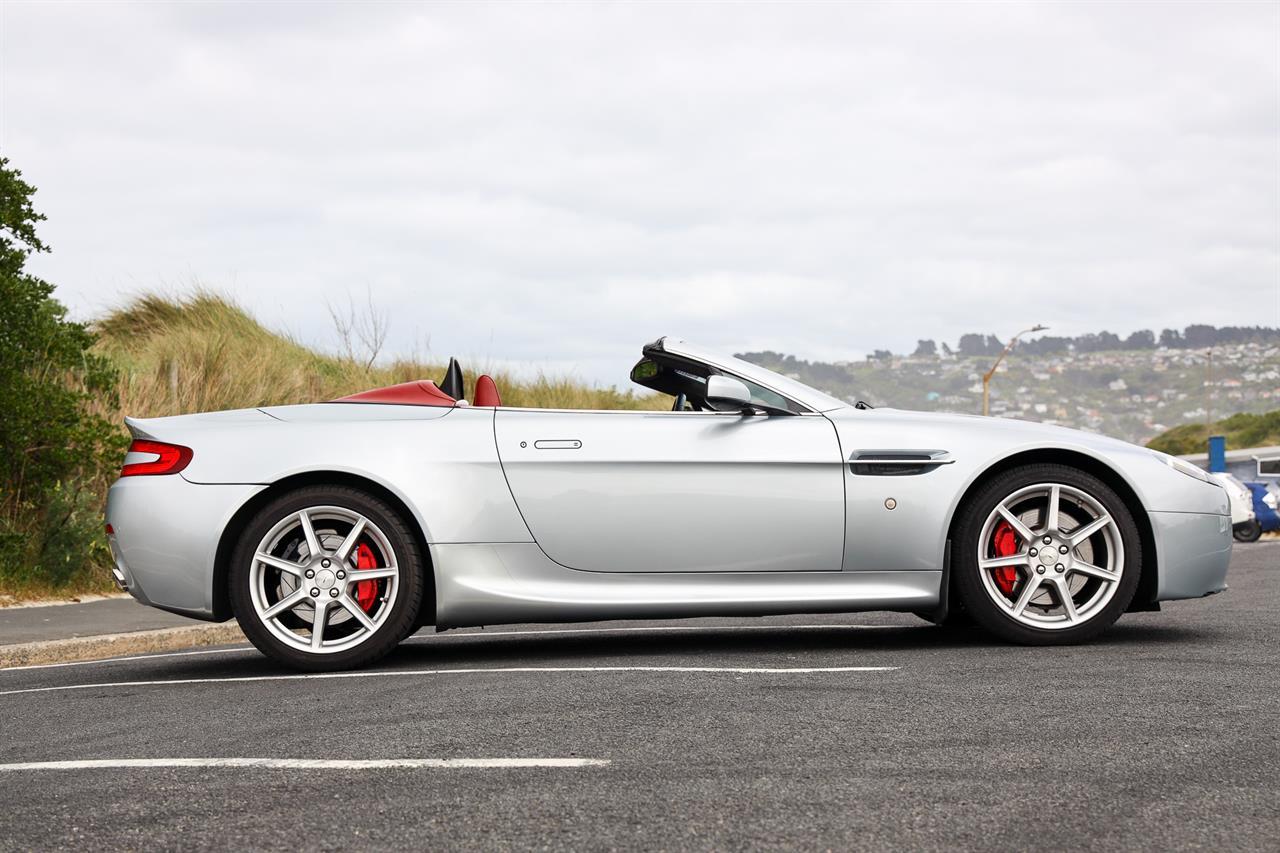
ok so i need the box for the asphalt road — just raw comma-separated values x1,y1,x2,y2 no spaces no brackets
0,596,193,645
0,542,1275,851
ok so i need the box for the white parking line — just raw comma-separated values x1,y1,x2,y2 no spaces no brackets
1,623,894,673
0,664,898,697
0,757,609,772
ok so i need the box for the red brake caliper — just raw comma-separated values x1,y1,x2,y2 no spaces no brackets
354,543,379,612
991,520,1020,597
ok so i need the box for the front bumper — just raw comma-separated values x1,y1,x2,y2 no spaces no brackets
1150,511,1232,602
105,475,265,620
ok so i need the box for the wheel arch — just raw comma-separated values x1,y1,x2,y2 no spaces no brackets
944,448,1159,613
211,471,437,623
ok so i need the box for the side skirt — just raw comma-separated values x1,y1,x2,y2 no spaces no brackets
431,543,942,630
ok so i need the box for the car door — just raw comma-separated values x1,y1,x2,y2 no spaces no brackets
494,408,845,573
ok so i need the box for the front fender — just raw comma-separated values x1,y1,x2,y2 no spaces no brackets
826,408,1226,574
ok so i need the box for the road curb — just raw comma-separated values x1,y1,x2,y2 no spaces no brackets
0,622,247,668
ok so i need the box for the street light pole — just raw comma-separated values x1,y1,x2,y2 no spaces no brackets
982,325,1048,417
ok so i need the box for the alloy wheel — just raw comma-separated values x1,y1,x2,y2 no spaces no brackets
977,482,1125,629
248,505,400,654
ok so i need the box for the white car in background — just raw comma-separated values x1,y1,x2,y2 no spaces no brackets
1209,473,1257,540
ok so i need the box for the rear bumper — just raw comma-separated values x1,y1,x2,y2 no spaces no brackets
1150,511,1232,602
105,475,265,620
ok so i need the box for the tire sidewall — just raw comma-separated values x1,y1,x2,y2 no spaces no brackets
1233,521,1262,543
954,464,1142,645
230,486,425,671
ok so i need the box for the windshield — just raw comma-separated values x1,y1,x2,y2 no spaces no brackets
630,356,807,413
630,339,848,413
630,338,849,413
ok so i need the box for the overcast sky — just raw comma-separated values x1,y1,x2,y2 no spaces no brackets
2,1,1277,385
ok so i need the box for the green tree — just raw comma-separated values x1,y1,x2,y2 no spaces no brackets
1124,329,1156,349
0,156,124,589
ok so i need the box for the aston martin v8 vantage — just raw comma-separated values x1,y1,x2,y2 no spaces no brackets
105,337,1232,669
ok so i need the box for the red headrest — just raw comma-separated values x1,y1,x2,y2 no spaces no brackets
473,374,501,407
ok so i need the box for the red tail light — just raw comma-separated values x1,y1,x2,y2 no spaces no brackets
121,440,193,477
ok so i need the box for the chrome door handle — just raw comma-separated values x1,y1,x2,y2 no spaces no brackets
533,439,582,450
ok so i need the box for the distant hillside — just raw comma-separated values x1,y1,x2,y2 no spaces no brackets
909,324,1280,358
1145,410,1280,456
739,338,1280,446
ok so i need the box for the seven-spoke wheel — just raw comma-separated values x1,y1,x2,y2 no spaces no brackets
955,464,1141,644
231,486,424,670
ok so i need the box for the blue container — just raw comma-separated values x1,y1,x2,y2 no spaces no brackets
1208,435,1226,473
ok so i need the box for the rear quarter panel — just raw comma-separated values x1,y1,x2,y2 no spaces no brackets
132,405,531,545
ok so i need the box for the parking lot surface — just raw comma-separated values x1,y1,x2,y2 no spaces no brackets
0,542,1275,851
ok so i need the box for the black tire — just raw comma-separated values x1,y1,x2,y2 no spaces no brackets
953,464,1142,645
230,485,426,671
1233,520,1262,543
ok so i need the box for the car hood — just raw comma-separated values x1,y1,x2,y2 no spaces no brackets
828,405,1143,454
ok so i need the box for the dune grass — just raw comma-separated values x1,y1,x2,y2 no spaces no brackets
93,292,660,418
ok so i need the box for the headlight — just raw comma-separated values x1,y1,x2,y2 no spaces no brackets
1154,451,1215,485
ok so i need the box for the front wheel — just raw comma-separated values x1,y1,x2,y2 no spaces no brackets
1233,520,1262,543
230,486,425,671
953,464,1142,645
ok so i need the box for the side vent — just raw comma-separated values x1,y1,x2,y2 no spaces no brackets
848,450,954,476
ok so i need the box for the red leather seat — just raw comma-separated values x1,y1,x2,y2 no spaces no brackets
473,374,501,407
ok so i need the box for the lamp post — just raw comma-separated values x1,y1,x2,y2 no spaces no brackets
982,325,1048,416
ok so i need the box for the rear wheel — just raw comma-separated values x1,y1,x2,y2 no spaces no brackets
953,464,1141,645
230,486,425,671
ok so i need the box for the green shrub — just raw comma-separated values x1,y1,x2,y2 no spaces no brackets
1145,410,1280,456
0,157,125,595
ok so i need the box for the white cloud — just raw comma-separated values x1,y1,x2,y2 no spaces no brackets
2,0,1276,385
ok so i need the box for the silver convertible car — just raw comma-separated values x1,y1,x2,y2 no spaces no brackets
106,337,1232,670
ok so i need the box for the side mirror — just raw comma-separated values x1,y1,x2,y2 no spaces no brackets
705,375,753,412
